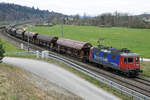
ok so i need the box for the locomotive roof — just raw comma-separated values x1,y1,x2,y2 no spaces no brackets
120,53,139,57
94,46,139,56
37,34,57,42
24,31,37,37
57,38,92,50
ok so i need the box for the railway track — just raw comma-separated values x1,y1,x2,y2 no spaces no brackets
57,54,150,97
84,65,150,97
135,76,150,86
1,28,150,99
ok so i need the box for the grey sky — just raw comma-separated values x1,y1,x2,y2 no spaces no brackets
0,0,150,16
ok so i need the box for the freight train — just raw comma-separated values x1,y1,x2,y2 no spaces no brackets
4,25,142,77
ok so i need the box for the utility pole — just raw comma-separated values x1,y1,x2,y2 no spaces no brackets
61,17,68,37
27,24,33,52
61,23,64,37
27,27,30,52
61,18,65,37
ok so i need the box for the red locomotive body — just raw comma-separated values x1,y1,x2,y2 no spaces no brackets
119,54,141,76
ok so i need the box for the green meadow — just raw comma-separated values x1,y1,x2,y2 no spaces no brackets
28,25,150,58
0,38,23,53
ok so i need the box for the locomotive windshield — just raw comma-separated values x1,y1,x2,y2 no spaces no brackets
124,57,133,63
136,57,140,62
128,57,133,63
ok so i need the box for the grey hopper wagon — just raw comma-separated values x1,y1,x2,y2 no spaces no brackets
15,29,25,39
24,31,38,43
10,28,17,36
36,34,58,49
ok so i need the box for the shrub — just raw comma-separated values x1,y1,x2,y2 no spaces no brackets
0,39,5,61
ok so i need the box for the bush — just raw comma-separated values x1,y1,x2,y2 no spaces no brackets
0,39,5,61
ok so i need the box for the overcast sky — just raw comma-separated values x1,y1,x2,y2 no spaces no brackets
0,0,150,16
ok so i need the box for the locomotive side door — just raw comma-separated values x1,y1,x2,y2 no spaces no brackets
124,57,128,71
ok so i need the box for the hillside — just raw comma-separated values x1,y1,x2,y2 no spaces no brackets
0,3,150,28
0,3,65,22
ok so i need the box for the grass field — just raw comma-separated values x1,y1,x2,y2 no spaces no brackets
0,38,23,53
28,25,150,58
0,24,5,27
141,61,150,77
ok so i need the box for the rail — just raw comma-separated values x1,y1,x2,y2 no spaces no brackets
5,51,150,100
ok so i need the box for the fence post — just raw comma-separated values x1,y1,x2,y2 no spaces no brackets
42,51,49,58
20,43,24,49
36,51,40,58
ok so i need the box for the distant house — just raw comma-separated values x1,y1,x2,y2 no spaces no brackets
35,23,53,27
142,17,150,23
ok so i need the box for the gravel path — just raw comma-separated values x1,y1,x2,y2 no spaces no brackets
3,57,121,100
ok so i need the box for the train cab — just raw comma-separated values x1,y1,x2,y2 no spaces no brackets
119,53,141,76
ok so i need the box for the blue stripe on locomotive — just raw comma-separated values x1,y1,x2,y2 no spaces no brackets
90,48,121,67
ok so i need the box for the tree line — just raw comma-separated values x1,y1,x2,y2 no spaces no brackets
64,12,150,29
0,3,150,29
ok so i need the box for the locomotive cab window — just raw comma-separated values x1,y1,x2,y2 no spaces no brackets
128,57,133,63
124,57,127,63
136,57,140,62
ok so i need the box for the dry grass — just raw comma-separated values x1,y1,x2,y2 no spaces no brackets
141,61,150,77
0,63,83,100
